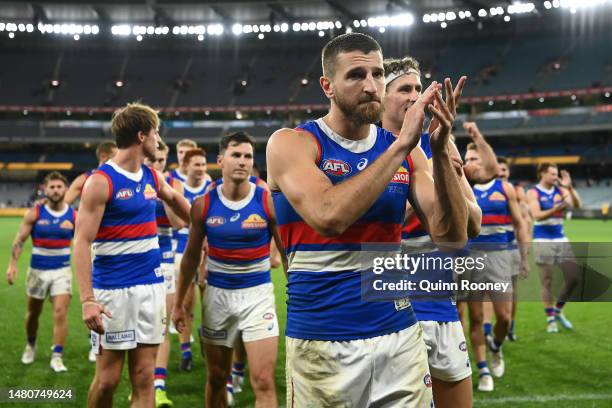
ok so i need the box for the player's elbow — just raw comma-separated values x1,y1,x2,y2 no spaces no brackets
431,226,468,249
467,222,480,239
312,213,347,237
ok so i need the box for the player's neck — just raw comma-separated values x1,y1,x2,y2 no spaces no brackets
221,178,250,201
186,177,204,188
539,181,554,190
324,109,371,141
178,165,188,176
112,148,144,173
380,117,401,136
46,200,66,212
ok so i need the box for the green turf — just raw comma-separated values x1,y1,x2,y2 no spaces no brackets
0,218,611,407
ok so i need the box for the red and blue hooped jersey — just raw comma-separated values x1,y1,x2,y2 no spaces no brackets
470,179,512,244
92,161,162,289
532,185,565,240
174,180,210,254
30,204,75,270
273,118,417,341
204,183,272,289
156,175,174,265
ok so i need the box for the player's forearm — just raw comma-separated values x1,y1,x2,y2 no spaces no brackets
430,150,469,245
168,194,191,224
459,174,481,238
568,188,582,209
9,239,24,267
73,239,94,302
164,202,187,229
473,135,499,179
176,252,200,305
311,140,411,236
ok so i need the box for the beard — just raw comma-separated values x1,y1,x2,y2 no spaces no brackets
46,194,64,204
334,93,383,126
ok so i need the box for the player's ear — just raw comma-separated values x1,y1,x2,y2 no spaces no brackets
320,75,334,99
217,154,223,167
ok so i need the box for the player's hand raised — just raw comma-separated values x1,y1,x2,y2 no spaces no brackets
430,77,465,153
428,76,467,135
82,299,112,334
397,81,441,153
463,121,483,142
559,170,573,188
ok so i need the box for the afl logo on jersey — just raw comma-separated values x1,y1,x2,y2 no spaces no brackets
116,188,134,200
423,374,433,388
459,341,467,352
391,166,410,184
37,219,50,226
207,216,226,227
143,184,157,200
322,159,351,176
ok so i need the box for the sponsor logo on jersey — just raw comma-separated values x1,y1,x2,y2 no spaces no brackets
459,341,467,352
144,183,157,200
322,159,351,176
391,166,410,184
106,330,136,344
116,188,134,200
553,193,562,203
263,313,275,320
200,326,227,340
230,212,241,222
489,191,507,201
423,374,433,388
207,216,226,227
242,214,268,229
59,220,74,230
357,157,369,171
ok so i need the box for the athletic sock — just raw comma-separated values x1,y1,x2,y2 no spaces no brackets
483,322,493,336
554,302,565,314
232,362,245,379
180,342,192,359
508,319,515,334
27,336,36,347
52,344,63,358
477,361,490,376
226,376,234,393
154,367,167,391
545,307,555,323
491,338,503,353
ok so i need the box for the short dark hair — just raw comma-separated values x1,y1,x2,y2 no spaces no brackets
95,141,117,161
497,156,509,165
43,171,68,186
537,162,557,180
111,102,159,149
219,131,256,154
322,33,382,78
183,148,206,165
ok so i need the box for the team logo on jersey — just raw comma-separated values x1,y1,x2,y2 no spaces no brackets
207,216,226,227
423,374,433,388
262,313,275,320
489,191,507,201
116,188,134,200
143,184,157,200
391,166,410,184
241,214,268,229
37,219,50,226
553,193,562,203
459,341,467,352
59,220,74,230
322,159,352,176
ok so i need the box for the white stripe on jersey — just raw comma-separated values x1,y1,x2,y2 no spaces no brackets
158,226,173,236
401,236,437,255
287,250,368,273
176,227,189,235
479,225,509,235
31,247,71,256
93,237,159,256
207,257,271,274
534,218,563,226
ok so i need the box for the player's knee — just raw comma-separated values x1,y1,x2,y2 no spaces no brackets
94,374,121,394
130,364,154,388
207,366,230,390
250,369,275,393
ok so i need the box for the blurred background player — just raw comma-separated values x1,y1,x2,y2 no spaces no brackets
144,140,186,407
6,171,75,373
65,141,118,205
173,147,211,371
460,137,530,392
527,163,582,333
268,33,469,406
173,132,285,407
382,56,478,408
74,103,190,407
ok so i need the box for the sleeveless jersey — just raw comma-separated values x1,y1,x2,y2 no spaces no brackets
170,168,187,183
174,180,210,254
204,183,272,289
470,179,512,245
402,132,432,242
30,204,76,270
274,118,417,341
156,175,174,265
532,185,565,240
92,161,162,289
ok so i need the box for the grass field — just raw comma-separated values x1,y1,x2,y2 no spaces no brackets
0,218,611,407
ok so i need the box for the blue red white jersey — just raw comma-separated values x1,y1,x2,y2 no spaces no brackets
169,168,187,183
204,183,272,289
470,179,512,244
156,175,174,265
213,175,260,187
30,204,76,270
91,161,162,289
174,180,210,254
532,184,566,240
273,118,417,341
397,133,458,322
